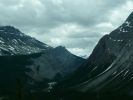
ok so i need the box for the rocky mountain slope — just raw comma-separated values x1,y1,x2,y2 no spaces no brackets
0,26,51,55
0,26,85,98
54,12,133,99
27,46,84,80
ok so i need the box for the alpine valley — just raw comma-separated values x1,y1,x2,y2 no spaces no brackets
53,12,133,100
1,11,133,100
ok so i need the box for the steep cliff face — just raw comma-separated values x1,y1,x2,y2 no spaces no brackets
56,12,133,96
80,11,133,82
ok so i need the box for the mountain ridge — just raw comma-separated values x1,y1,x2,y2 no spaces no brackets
0,25,85,97
55,11,133,97
0,25,52,55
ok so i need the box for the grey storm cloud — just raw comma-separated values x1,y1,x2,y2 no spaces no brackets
0,0,133,57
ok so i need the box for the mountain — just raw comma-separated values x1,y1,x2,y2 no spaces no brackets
26,46,85,80
54,12,133,99
0,25,85,79
0,26,51,55
0,25,85,99
0,47,84,92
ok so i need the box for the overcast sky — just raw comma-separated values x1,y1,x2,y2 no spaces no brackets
0,0,133,57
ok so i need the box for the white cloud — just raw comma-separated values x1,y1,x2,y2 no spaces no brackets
68,48,92,58
109,0,133,25
0,0,132,57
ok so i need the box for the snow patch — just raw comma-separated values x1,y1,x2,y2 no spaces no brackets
47,82,57,92
125,21,130,27
119,27,128,33
123,70,129,77
8,45,15,51
0,40,4,44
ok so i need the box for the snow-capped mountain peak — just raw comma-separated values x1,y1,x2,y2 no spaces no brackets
0,25,51,55
116,12,133,34
0,26,26,37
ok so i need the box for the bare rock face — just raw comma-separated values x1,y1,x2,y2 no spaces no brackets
58,12,133,96
0,26,51,55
